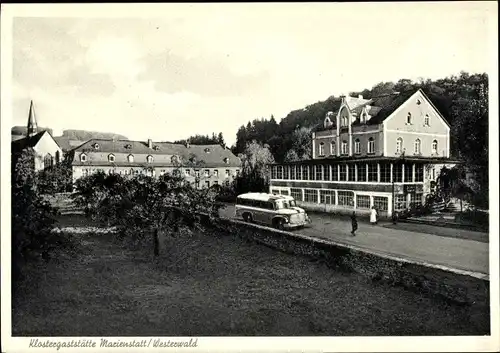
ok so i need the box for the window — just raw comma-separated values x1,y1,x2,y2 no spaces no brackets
339,164,347,181
213,170,219,177
337,191,354,207
407,112,412,124
235,169,240,176
147,155,153,163
127,154,134,163
108,154,115,163
367,138,375,154
309,165,315,180
55,151,61,163
213,181,219,186
396,138,403,154
316,165,323,180
283,166,289,180
296,165,303,180
80,153,87,162
356,195,371,209
424,114,430,126
414,164,424,182
185,169,191,176
320,190,336,204
204,169,210,177
330,141,336,155
331,165,338,181
195,170,200,178
341,141,348,155
302,165,309,180
373,196,388,211
357,164,367,182
393,164,403,182
281,189,289,196
404,164,413,182
205,181,210,188
324,165,331,181
291,188,303,202
319,142,325,156
354,139,361,154
380,163,391,183
367,163,378,182
411,193,423,207
276,166,283,179
414,139,421,154
290,165,296,180
44,154,53,169
395,195,406,210
432,140,438,154
271,166,277,179
304,189,318,203
348,165,355,181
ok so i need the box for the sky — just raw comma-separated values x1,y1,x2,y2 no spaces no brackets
9,2,496,146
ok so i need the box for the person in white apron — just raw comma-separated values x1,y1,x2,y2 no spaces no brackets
370,206,378,225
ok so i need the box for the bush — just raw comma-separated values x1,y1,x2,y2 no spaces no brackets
455,209,489,228
12,149,60,282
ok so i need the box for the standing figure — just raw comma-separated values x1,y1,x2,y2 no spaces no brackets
370,206,378,225
350,211,358,236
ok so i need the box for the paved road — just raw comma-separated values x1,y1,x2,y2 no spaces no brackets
219,205,489,276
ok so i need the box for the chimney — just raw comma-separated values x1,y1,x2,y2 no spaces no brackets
186,142,190,148
148,139,153,149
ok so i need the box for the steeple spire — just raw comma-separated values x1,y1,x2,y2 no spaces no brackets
27,100,38,137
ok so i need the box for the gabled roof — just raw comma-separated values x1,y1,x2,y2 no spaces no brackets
12,130,64,155
53,137,87,152
11,131,46,154
365,89,420,124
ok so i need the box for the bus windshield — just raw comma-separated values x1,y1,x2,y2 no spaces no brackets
275,200,297,209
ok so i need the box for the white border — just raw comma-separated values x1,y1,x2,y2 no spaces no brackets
1,3,499,353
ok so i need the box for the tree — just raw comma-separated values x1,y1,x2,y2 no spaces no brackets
217,132,225,147
234,140,275,194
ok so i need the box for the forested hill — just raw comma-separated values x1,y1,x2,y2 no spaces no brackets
233,72,488,170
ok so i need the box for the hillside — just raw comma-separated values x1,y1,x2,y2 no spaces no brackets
60,130,128,141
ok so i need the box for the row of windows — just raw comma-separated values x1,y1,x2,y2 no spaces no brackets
318,138,439,156
406,111,431,126
396,138,439,154
287,188,390,211
80,167,238,178
318,138,375,156
272,164,424,183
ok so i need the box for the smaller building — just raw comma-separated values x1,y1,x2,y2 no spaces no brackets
67,139,241,188
11,101,63,172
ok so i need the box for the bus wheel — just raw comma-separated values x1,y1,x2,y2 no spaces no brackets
243,213,253,223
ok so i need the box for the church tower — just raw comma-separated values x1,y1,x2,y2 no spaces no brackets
27,100,38,137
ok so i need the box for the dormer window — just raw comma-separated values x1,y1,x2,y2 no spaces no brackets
223,157,229,164
171,155,179,165
127,154,134,163
80,153,87,162
108,154,115,163
146,155,153,163
407,112,412,124
93,143,100,150
204,148,211,153
153,145,160,151
125,144,132,149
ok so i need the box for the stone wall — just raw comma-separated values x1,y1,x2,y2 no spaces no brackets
202,215,489,305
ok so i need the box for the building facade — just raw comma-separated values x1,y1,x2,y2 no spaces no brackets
11,101,64,172
269,89,458,218
68,139,241,188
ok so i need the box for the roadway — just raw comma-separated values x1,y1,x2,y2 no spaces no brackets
219,205,489,277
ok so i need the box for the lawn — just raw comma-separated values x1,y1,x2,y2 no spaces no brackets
12,215,489,336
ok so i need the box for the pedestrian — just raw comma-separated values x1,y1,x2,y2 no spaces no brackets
370,206,378,225
350,211,358,236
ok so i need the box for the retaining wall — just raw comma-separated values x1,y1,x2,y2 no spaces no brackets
201,215,489,305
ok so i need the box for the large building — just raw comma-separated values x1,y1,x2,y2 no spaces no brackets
269,88,459,218
67,139,241,188
11,101,64,172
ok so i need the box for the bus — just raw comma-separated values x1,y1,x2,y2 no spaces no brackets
234,192,311,230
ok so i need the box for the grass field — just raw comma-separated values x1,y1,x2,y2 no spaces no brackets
12,215,490,336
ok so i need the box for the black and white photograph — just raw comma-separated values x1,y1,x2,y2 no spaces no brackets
1,2,498,352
